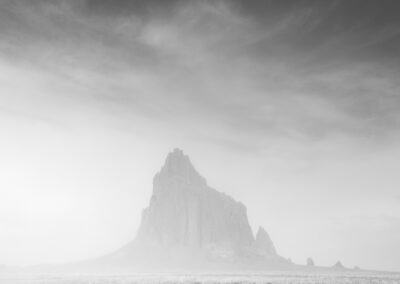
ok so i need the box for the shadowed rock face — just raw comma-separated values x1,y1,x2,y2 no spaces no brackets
135,148,255,257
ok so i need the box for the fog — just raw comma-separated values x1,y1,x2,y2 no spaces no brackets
0,0,400,272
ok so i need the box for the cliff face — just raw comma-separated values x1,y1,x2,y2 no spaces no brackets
111,148,287,267
134,149,255,258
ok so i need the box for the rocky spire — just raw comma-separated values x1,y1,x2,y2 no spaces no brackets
254,226,277,257
307,257,315,266
106,149,291,269
333,261,345,269
135,149,255,254
154,148,206,191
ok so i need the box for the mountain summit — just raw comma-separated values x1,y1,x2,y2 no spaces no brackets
109,149,289,269
134,148,255,252
157,148,206,185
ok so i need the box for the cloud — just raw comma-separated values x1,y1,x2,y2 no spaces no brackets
1,0,400,153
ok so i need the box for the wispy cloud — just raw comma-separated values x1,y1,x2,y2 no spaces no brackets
1,0,400,150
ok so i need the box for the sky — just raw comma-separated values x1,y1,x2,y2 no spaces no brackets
0,0,400,271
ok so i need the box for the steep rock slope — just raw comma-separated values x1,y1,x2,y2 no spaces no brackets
253,227,277,257
109,149,288,268
135,149,254,254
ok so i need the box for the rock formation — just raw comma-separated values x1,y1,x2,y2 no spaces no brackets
254,227,277,257
333,261,345,269
110,148,288,268
135,149,254,252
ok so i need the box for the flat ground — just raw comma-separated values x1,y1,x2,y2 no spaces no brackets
1,272,400,284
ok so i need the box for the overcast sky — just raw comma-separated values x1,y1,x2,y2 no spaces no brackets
1,0,400,271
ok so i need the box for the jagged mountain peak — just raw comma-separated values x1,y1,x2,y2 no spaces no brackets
164,148,194,173
333,261,345,269
136,149,256,251
254,226,277,257
256,226,268,236
111,149,288,269
154,148,207,188
166,148,187,163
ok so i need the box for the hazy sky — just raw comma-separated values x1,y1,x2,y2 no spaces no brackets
1,0,400,271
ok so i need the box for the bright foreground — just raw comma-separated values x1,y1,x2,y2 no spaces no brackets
1,272,400,284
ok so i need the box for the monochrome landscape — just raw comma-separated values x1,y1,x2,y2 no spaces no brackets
1,0,400,283
1,148,399,282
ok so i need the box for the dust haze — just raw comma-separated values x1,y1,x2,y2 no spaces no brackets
1,0,400,282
